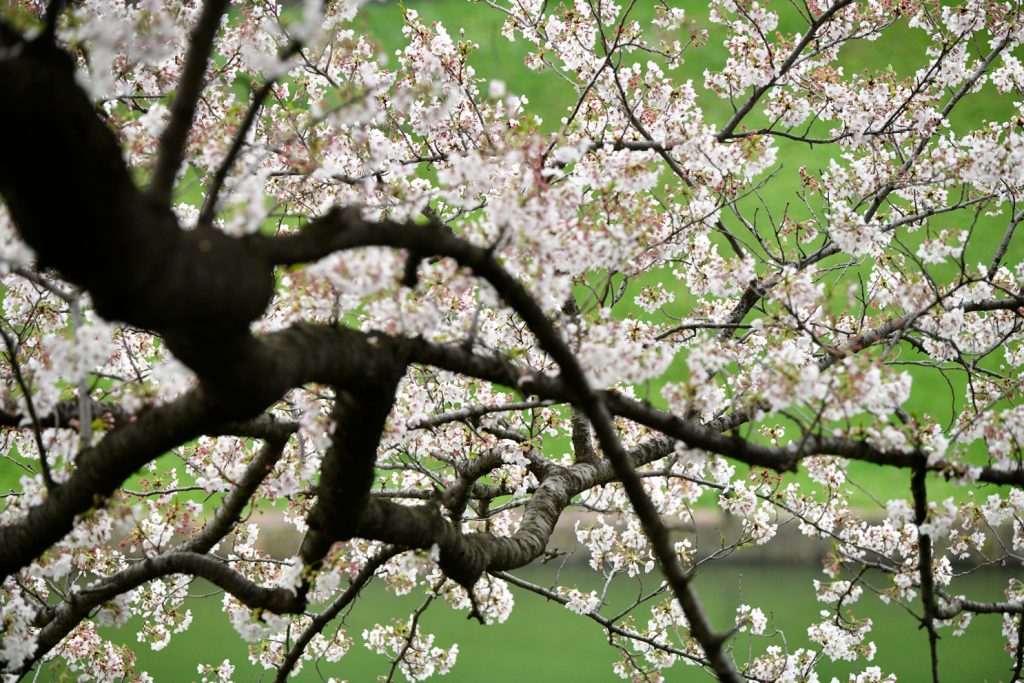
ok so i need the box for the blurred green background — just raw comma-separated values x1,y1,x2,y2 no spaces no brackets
84,564,1019,682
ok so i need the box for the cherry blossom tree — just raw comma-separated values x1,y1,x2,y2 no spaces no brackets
0,0,1023,681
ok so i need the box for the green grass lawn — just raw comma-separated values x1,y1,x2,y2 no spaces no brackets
70,563,1017,682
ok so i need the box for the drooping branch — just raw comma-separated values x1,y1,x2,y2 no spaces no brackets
0,384,300,581
18,552,301,674
0,322,474,582
601,391,1024,487
22,437,292,671
0,389,216,580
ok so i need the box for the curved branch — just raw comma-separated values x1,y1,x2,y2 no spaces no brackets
23,437,293,670
354,436,678,599
18,551,301,675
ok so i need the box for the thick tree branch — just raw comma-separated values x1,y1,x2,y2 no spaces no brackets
0,389,216,580
299,376,404,570
0,32,274,371
571,408,599,465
